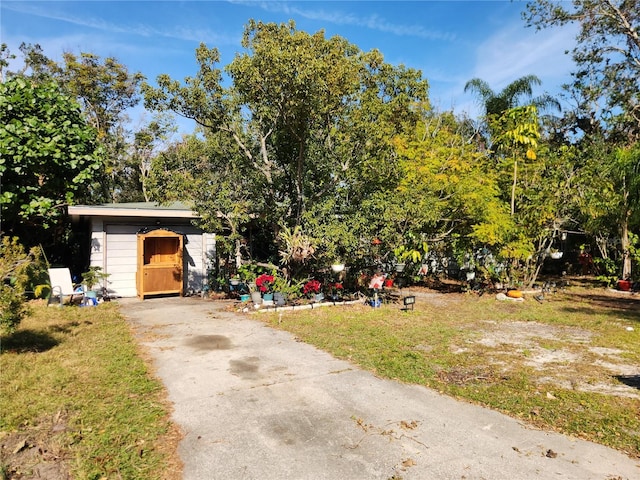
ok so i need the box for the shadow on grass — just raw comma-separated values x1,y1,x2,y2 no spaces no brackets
615,375,640,390
560,292,640,322
1,329,59,353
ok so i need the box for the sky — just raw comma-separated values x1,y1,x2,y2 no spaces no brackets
1,0,578,133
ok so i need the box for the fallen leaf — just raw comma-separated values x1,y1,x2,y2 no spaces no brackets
546,449,558,458
12,439,28,454
400,420,418,430
402,458,417,467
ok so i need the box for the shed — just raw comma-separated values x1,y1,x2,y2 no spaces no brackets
68,202,215,298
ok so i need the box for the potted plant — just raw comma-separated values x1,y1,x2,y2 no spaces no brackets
303,279,322,301
271,274,290,306
81,266,110,304
255,273,275,301
327,282,344,301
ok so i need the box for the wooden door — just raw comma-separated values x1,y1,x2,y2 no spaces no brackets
136,229,183,299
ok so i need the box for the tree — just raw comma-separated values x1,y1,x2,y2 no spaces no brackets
6,43,149,203
0,237,39,335
147,132,260,268
0,77,104,237
525,0,640,279
144,20,429,268
525,0,640,140
464,75,558,150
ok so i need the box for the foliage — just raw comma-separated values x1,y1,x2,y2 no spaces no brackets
277,225,316,270
81,266,110,290
0,240,30,334
144,20,428,255
11,44,151,203
236,263,260,284
525,0,640,140
594,257,619,287
524,0,640,280
0,237,44,334
255,273,275,294
0,77,104,232
303,279,322,295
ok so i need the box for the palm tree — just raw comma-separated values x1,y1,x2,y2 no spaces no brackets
464,75,560,118
464,75,559,215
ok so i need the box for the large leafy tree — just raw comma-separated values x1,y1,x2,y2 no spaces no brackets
144,20,428,265
525,0,640,140
6,43,149,203
0,77,103,238
464,76,565,285
525,0,640,279
390,111,506,246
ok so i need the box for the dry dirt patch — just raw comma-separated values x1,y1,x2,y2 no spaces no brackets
474,320,639,399
410,287,640,400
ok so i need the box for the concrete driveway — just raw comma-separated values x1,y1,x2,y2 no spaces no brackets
120,296,639,480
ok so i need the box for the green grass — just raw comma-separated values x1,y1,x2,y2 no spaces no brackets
261,285,640,457
0,301,179,479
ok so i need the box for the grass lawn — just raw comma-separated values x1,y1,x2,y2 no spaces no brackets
0,301,181,480
259,281,640,458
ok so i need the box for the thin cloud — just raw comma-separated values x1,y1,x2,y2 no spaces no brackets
429,20,578,117
229,0,456,41
471,22,577,91
2,2,236,45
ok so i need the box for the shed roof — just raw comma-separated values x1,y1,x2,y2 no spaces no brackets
68,201,199,219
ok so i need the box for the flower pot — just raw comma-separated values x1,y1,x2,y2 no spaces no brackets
550,251,564,260
384,279,394,288
240,294,251,302
251,291,262,304
262,293,274,301
395,263,406,273
83,290,98,307
466,271,476,281
314,293,324,302
617,279,632,292
273,292,286,306
331,263,345,273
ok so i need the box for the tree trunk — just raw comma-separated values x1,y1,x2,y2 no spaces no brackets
595,234,609,259
621,215,632,279
511,157,517,216
235,238,243,270
621,175,631,280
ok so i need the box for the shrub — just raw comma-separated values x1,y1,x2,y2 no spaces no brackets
0,237,43,334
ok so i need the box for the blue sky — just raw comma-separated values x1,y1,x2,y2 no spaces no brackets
1,1,577,132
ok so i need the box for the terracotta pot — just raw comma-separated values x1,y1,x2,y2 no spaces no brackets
617,279,632,291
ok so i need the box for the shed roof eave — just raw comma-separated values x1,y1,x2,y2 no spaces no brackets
68,202,199,219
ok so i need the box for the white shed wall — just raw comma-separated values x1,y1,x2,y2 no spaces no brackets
89,219,215,298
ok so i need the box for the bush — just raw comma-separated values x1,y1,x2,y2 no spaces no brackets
0,237,43,334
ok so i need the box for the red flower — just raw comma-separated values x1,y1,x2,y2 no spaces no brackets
255,274,275,293
303,279,321,294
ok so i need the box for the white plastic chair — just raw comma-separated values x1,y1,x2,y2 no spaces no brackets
48,268,83,306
